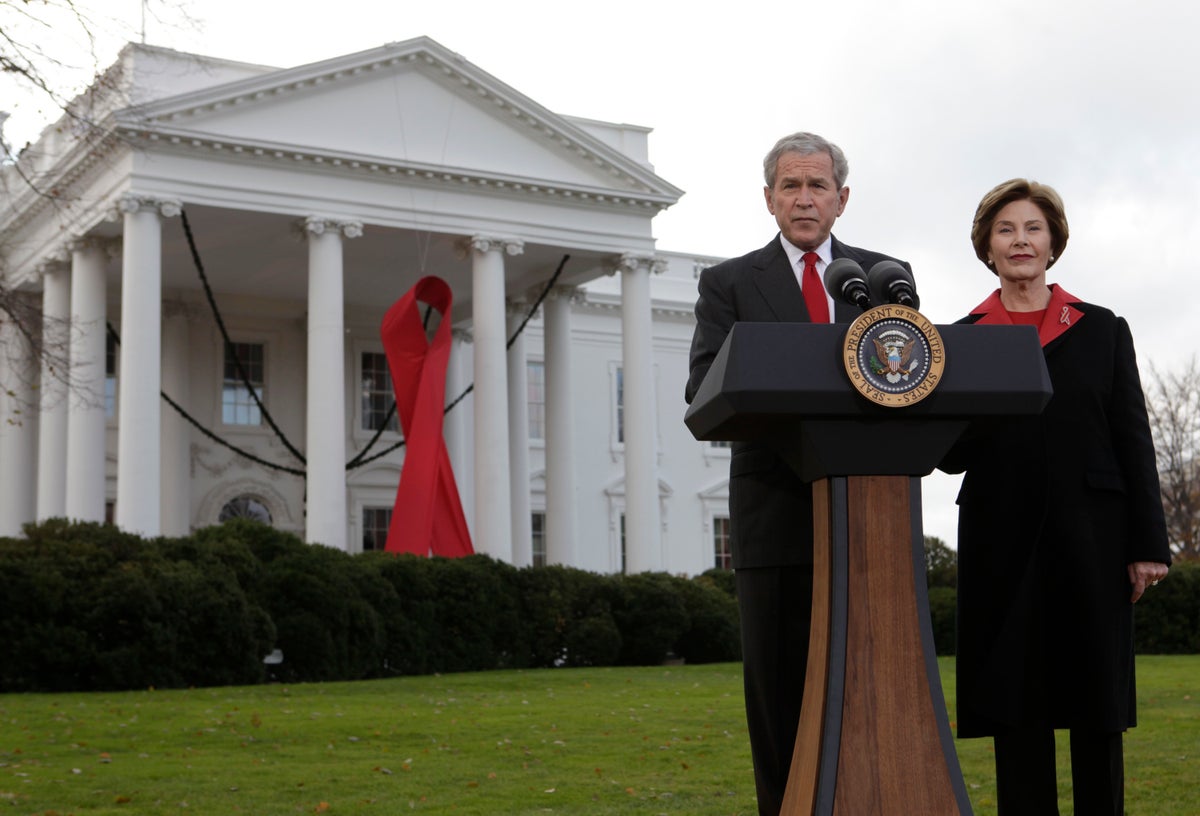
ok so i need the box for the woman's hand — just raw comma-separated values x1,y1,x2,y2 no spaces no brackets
1128,561,1170,603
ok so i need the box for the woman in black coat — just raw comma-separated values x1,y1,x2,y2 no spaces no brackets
940,178,1171,816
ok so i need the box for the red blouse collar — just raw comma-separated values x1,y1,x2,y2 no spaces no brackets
969,283,1084,347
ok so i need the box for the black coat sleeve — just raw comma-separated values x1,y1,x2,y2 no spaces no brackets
1107,317,1172,565
685,264,737,404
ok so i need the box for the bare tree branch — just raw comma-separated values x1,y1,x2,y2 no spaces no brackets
2,1,193,402
1146,359,1200,561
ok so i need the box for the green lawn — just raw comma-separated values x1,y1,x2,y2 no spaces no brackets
942,655,1199,816
2,657,1196,815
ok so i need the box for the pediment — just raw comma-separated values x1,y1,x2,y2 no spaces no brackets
120,37,681,203
698,479,729,500
604,476,674,497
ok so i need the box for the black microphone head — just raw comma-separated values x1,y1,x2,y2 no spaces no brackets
823,258,871,310
866,260,920,309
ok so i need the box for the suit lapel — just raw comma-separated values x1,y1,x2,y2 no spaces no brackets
750,236,810,322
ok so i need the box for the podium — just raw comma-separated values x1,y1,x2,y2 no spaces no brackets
684,320,1051,816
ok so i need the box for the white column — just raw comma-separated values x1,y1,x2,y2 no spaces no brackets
469,235,522,563
160,301,192,536
507,301,532,567
37,259,71,520
0,295,39,535
619,253,664,573
304,217,361,550
65,237,111,522
542,286,578,567
445,327,474,536
116,195,179,537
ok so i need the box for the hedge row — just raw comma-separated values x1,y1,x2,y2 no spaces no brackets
1,521,1193,693
922,538,1200,657
0,520,740,693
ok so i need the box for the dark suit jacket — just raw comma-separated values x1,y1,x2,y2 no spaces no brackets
940,287,1171,736
685,234,911,569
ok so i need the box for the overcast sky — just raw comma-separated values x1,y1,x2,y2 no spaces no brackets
4,0,1196,546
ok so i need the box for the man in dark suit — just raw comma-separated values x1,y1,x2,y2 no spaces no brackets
685,132,911,815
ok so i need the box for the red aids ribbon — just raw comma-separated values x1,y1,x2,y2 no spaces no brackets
380,276,473,557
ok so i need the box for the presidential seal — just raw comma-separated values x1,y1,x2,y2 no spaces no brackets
842,305,945,407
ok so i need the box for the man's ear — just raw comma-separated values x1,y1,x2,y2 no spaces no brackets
763,186,776,215
837,186,850,216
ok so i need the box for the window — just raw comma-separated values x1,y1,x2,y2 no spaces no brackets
222,342,264,425
531,511,546,567
219,495,272,524
362,507,392,552
105,332,117,417
361,352,399,432
615,366,624,444
527,361,545,440
620,513,627,574
714,516,732,571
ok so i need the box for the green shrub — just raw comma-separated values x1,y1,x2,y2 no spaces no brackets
513,566,628,667
926,585,957,656
366,552,438,675
255,545,385,682
1135,560,1200,654
0,522,275,691
0,548,94,691
675,575,741,664
698,566,736,598
422,555,523,673
563,610,622,667
165,526,266,594
154,560,275,687
0,521,777,690
611,573,690,666
199,517,310,565
514,565,623,668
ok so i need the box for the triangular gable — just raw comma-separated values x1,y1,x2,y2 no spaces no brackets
603,476,674,498
120,37,682,203
698,479,729,501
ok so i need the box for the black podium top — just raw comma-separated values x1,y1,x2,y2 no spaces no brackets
684,322,1052,480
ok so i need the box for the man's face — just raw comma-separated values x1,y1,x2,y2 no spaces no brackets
763,151,849,251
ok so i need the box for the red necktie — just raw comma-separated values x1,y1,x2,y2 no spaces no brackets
801,252,830,323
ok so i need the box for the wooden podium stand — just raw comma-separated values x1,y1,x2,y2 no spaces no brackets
684,321,1051,816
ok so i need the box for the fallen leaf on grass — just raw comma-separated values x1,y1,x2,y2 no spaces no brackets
314,802,330,813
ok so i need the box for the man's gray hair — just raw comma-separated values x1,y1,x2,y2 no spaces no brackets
763,132,849,190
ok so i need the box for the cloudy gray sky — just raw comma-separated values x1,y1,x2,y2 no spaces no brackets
5,0,1196,545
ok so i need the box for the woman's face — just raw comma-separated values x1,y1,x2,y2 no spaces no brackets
987,198,1053,284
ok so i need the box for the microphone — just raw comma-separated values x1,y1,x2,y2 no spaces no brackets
823,257,871,312
867,260,920,309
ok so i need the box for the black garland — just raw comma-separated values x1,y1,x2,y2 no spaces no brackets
127,208,572,477
180,209,306,465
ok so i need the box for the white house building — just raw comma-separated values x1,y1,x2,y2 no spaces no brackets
0,38,735,576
